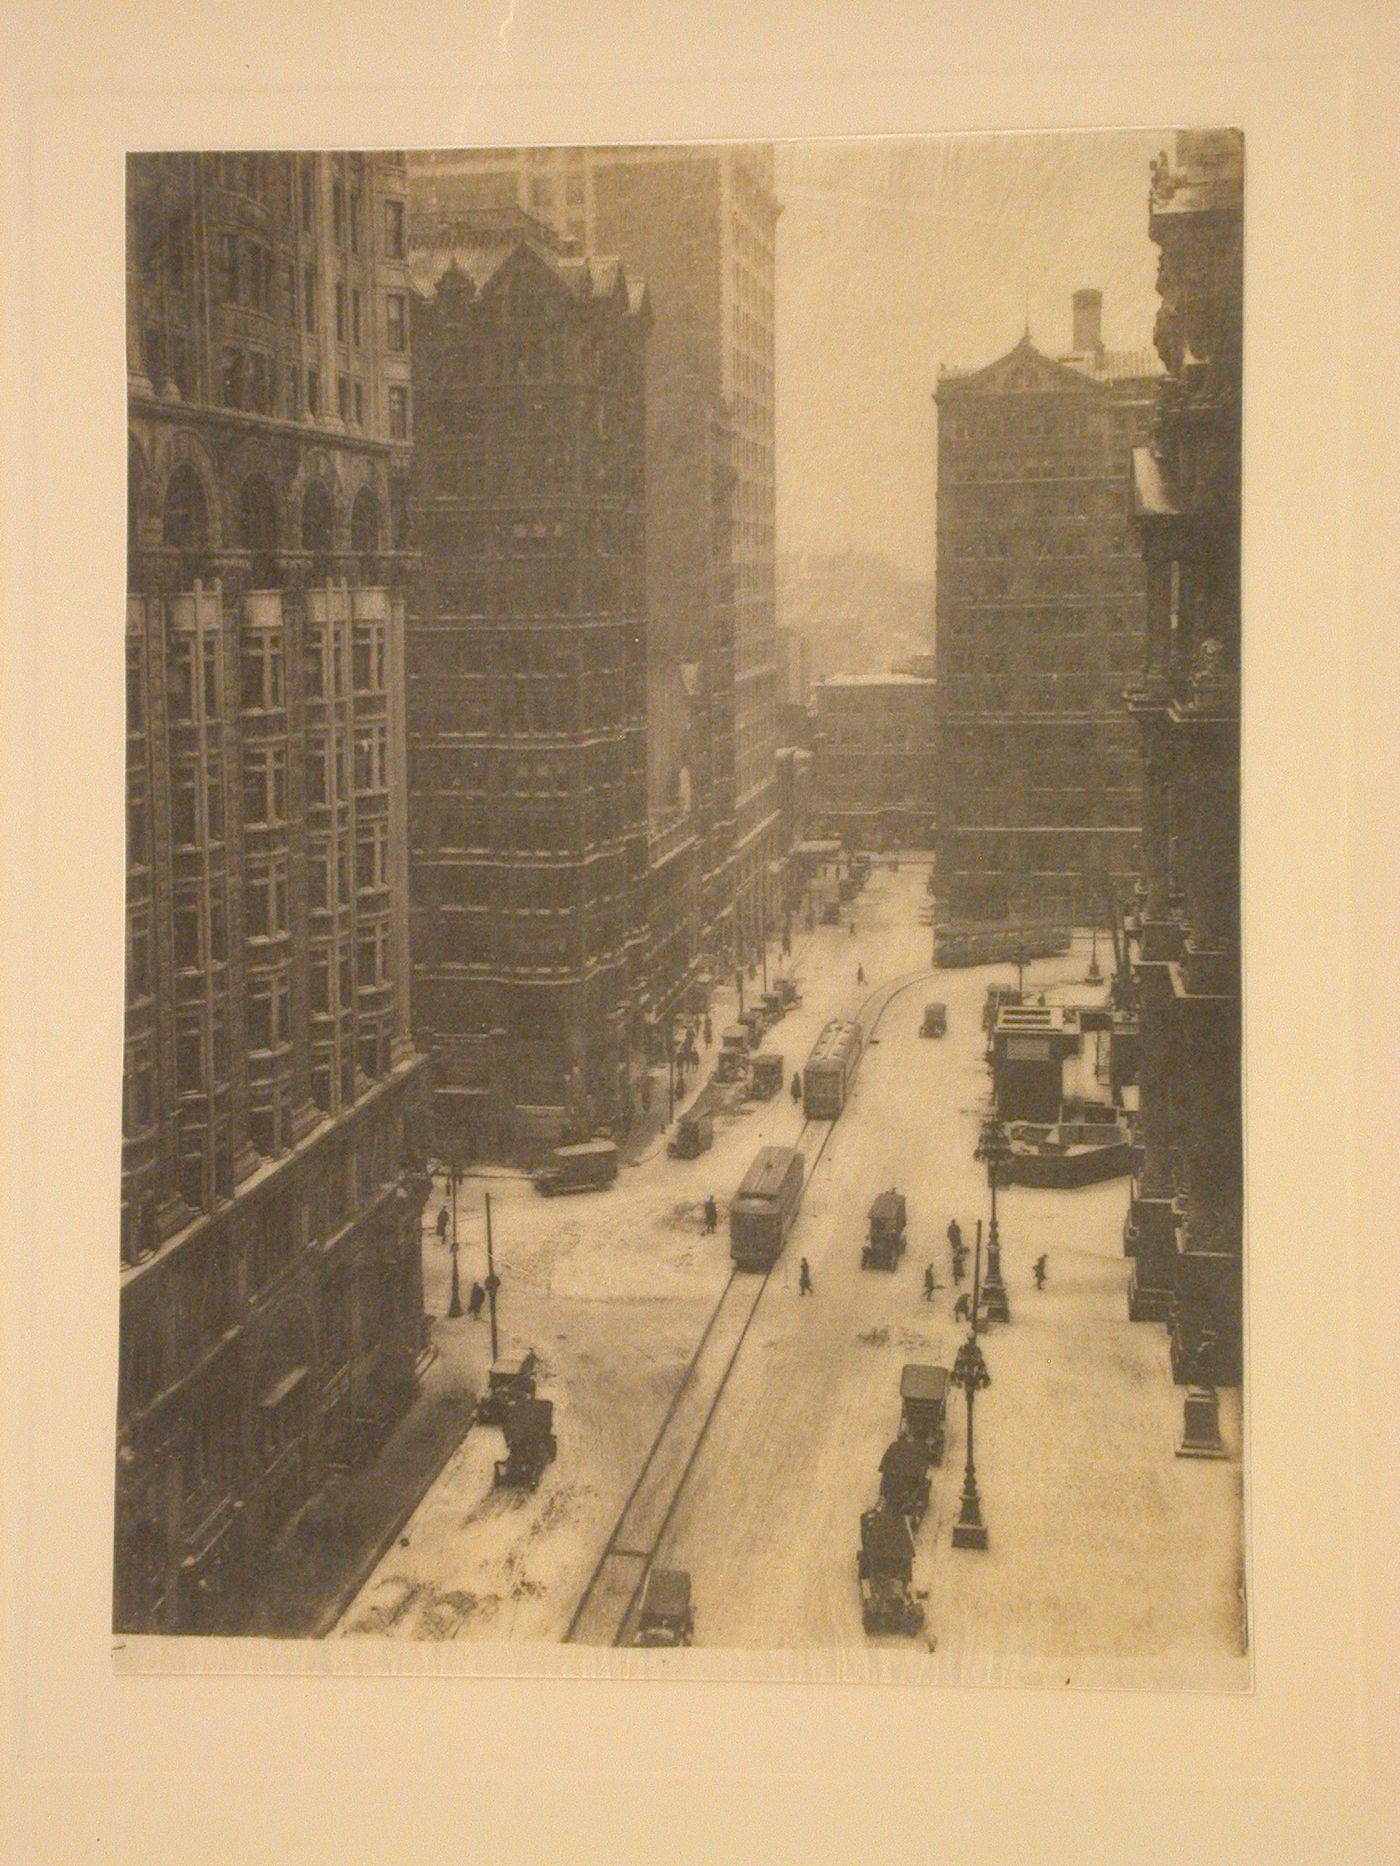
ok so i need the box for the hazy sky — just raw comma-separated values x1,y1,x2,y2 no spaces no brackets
773,129,1168,578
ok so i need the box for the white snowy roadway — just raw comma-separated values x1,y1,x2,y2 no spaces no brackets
338,867,1246,1685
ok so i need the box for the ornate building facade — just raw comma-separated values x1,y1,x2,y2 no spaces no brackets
934,293,1159,928
407,147,781,1001
407,227,650,1155
1123,131,1244,1388
121,153,431,1633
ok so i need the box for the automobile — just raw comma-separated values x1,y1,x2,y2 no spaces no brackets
475,1351,539,1428
738,1007,766,1050
716,1026,750,1083
773,976,801,1008
820,900,842,926
633,1567,695,1647
857,1505,926,1637
920,1002,948,1039
492,1395,557,1490
760,989,785,1023
878,1436,932,1530
533,1138,619,1196
862,1189,908,1271
899,1363,950,1465
749,1052,785,1100
667,1111,715,1159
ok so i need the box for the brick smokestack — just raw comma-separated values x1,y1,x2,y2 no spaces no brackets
1073,287,1103,355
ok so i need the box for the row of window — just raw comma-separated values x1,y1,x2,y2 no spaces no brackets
213,343,408,437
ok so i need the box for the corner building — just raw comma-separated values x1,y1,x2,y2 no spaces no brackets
934,294,1159,928
408,147,781,986
1124,132,1244,1388
121,153,430,1633
407,230,650,1155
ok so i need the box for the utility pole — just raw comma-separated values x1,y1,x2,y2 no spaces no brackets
484,1189,500,1360
447,1156,463,1319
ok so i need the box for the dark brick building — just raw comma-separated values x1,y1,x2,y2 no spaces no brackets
812,671,938,849
407,229,651,1154
120,152,431,1633
1123,131,1244,1390
934,294,1159,928
407,148,781,1002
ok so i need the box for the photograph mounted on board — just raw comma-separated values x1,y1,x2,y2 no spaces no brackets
118,130,1245,1684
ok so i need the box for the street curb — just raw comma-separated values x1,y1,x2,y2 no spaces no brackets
307,1387,479,1639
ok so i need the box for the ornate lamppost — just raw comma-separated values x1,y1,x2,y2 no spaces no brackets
975,1113,1012,1325
445,1153,464,1319
950,1331,991,1549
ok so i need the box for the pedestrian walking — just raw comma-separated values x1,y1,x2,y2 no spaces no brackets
703,1194,718,1235
791,1070,802,1102
798,1256,813,1296
952,1248,967,1286
435,1204,450,1244
953,1292,972,1323
923,1263,936,1302
1033,1253,1048,1290
857,963,865,985
703,1015,713,1048
947,1217,963,1253
849,921,856,937
467,1281,485,1321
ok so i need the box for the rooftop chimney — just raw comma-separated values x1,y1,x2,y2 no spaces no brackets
1072,288,1104,355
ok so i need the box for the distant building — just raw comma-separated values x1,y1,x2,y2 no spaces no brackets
408,146,782,981
811,672,938,849
776,550,934,685
1124,131,1244,1390
121,152,431,1633
933,292,1160,926
407,227,651,1155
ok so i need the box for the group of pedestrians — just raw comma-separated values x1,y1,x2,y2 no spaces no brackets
919,1214,1050,1314
434,1201,493,1321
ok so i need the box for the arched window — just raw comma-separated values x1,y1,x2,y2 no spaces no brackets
301,479,334,578
349,485,379,572
162,462,209,552
238,474,279,588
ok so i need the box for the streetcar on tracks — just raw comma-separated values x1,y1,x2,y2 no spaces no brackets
802,1018,864,1119
729,1144,805,1271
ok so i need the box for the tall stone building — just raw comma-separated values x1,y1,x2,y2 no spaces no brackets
407,223,651,1155
121,152,430,1632
407,146,781,995
1123,130,1244,1389
934,293,1160,928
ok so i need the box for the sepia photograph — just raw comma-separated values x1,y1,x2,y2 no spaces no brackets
116,129,1246,1681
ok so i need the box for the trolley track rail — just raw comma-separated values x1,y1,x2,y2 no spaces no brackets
563,964,938,1648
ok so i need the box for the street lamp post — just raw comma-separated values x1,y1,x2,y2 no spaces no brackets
976,1114,1012,1325
950,1330,991,1549
446,1156,463,1319
484,1188,500,1361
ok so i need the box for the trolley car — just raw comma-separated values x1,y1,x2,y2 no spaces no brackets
729,1145,805,1271
802,1018,864,1120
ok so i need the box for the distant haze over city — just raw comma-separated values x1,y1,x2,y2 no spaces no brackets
775,129,1167,581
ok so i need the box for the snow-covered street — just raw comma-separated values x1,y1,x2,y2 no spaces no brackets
337,865,1246,1683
